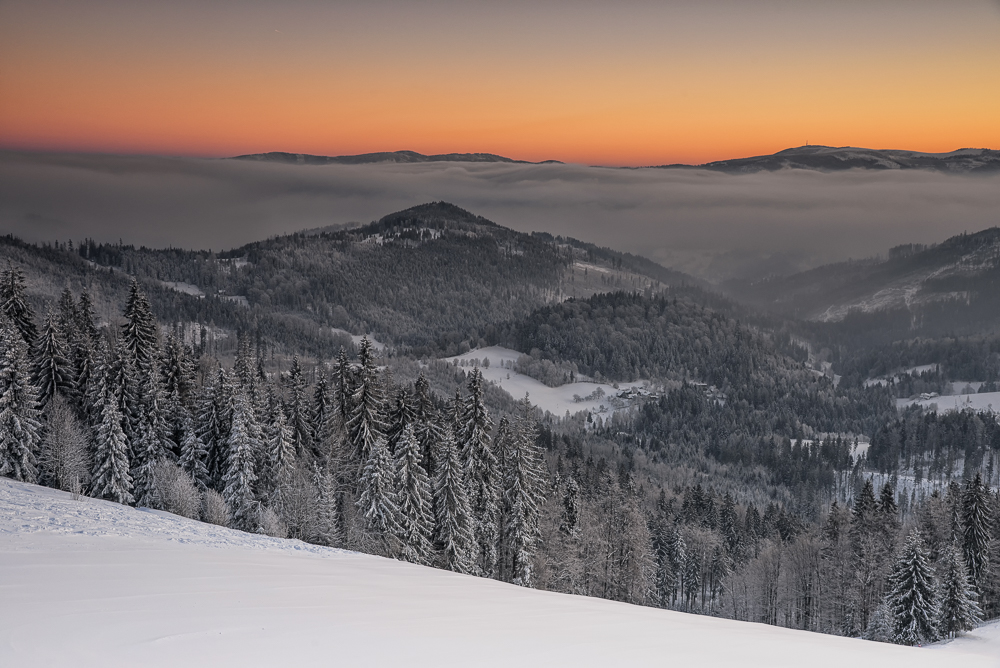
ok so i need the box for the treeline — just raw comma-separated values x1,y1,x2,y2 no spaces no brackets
0,267,548,582
835,335,1000,391
539,432,1000,645
868,409,1000,485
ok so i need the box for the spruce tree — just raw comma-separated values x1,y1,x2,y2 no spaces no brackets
311,372,333,455
333,346,353,428
312,462,343,547
224,388,260,531
962,473,992,591
31,308,74,410
178,409,210,491
266,403,296,503
885,530,940,646
393,424,434,564
196,367,232,488
939,542,983,638
120,279,157,372
90,384,133,505
355,435,401,550
559,475,581,537
458,368,498,577
347,338,386,465
286,357,312,457
386,386,416,454
0,265,38,347
433,431,474,573
412,373,444,477
0,316,43,483
131,416,163,508
503,400,547,586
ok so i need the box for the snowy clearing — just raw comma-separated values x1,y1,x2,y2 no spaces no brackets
897,391,1000,414
162,280,205,298
1,478,994,668
443,346,650,417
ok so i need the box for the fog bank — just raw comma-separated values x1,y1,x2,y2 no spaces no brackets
3,151,999,281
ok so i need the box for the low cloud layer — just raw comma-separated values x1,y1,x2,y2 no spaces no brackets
3,151,999,282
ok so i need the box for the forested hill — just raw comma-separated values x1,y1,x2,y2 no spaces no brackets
0,202,702,355
724,227,1000,347
494,291,893,439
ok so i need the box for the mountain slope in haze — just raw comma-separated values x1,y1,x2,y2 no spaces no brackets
3,478,990,668
659,145,1000,174
231,150,562,165
725,227,1000,343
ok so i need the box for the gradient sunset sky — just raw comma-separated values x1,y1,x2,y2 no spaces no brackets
1,0,998,166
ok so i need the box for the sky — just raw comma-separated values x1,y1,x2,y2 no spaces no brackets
1,0,999,166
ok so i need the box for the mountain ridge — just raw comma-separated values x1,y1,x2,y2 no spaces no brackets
230,150,563,165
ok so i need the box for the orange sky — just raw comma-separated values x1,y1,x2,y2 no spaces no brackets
1,1,998,166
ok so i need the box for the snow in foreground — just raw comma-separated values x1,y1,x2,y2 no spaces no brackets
1,479,997,668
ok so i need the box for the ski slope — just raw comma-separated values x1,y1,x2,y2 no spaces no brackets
0,478,996,668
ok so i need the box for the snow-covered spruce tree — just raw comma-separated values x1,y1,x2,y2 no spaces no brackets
386,386,416,455
333,346,353,428
884,530,940,646
68,292,97,418
266,402,296,504
0,315,43,483
355,435,402,553
90,382,133,505
311,372,334,454
505,396,546,586
962,473,992,591
458,367,499,577
412,374,446,480
494,416,516,580
132,416,165,509
120,279,158,372
178,409,210,491
31,308,74,410
286,357,313,457
864,601,894,643
223,387,261,532
939,542,983,638
559,475,581,537
0,265,38,347
433,430,474,573
393,424,434,564
37,395,90,492
196,367,232,489
347,337,387,465
312,462,344,547
849,478,886,632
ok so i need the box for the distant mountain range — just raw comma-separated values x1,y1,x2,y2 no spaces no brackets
658,145,1000,174
230,150,562,165
230,145,999,172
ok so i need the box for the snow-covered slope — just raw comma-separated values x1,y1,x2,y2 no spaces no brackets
0,478,996,668
443,346,650,418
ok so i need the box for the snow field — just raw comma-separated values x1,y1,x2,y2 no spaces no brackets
1,478,996,668
897,392,1000,414
443,346,648,417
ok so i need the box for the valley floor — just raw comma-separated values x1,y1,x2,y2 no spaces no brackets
1,479,996,668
